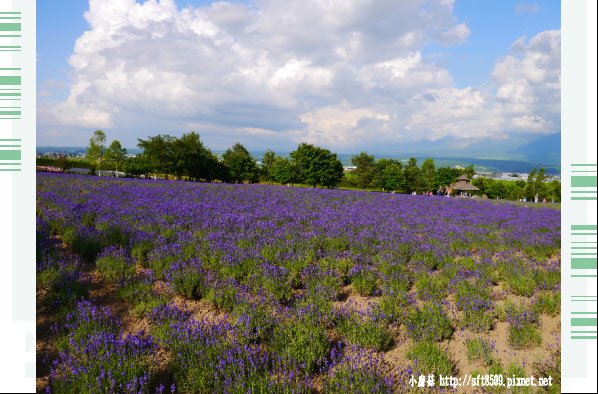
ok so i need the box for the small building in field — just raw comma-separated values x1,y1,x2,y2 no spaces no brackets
449,175,480,196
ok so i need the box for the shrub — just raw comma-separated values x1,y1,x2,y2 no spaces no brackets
351,265,378,296
101,224,130,248
318,257,354,284
258,263,293,304
50,331,154,394
117,277,166,318
148,303,191,344
503,300,542,349
96,246,135,284
455,280,492,311
56,300,121,352
162,319,271,393
37,258,88,313
507,275,536,297
462,309,495,332
406,304,453,342
233,301,277,344
336,314,394,352
533,292,560,316
407,342,455,376
131,240,153,268
507,362,533,394
324,349,393,393
466,338,494,366
508,323,542,349
167,261,208,299
70,230,103,263
272,318,330,373
415,274,448,302
206,281,238,312
372,291,413,324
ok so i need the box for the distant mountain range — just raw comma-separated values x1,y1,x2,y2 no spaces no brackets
37,132,560,175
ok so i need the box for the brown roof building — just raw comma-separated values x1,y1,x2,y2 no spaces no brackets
449,175,480,193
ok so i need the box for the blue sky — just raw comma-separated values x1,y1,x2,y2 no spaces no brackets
37,0,561,159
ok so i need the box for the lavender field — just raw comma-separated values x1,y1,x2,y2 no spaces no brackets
37,173,561,393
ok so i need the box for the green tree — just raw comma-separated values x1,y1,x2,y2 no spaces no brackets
172,132,220,181
404,157,421,193
86,130,106,168
486,180,508,199
462,164,475,179
123,156,152,177
55,155,71,171
222,143,260,183
351,152,376,190
525,168,546,202
372,159,405,192
270,157,298,185
547,180,561,202
420,158,436,192
261,150,277,183
104,140,127,171
137,134,177,177
290,143,344,188
435,167,461,189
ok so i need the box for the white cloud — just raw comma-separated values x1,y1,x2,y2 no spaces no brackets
492,30,560,133
38,0,559,151
298,101,392,146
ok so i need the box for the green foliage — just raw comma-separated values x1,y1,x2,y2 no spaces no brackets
352,268,378,296
466,338,494,366
96,253,135,284
336,315,394,351
260,149,277,182
351,151,376,189
324,364,391,393
70,233,103,263
404,157,421,193
369,158,406,192
272,319,330,373
169,264,207,299
221,142,260,183
435,166,462,189
508,323,542,349
37,263,89,313
420,158,436,192
131,240,153,267
415,274,448,302
373,292,412,324
406,304,453,342
290,143,344,188
137,132,223,181
118,279,166,318
270,156,299,185
103,140,127,171
86,129,106,168
533,291,560,316
206,283,238,312
462,309,495,332
407,342,455,376
507,363,533,394
534,349,560,394
233,302,276,344
506,274,536,297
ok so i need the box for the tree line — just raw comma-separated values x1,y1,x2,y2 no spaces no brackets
38,130,560,201
82,130,344,187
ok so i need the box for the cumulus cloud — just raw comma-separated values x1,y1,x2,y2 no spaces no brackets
37,0,560,150
492,30,560,132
